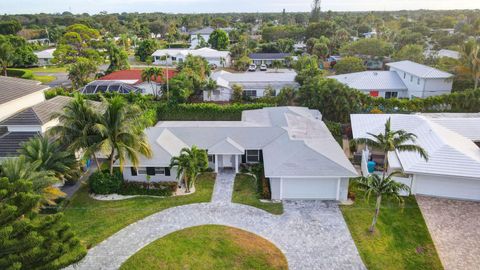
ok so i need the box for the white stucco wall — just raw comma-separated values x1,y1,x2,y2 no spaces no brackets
390,68,453,98
423,78,453,97
203,88,232,101
412,174,480,201
270,177,346,200
269,177,281,200
0,90,45,121
122,167,178,182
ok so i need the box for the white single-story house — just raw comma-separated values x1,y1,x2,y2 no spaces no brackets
248,53,292,66
329,60,453,99
116,107,357,200
189,27,233,49
34,48,55,66
152,47,231,67
351,113,480,201
205,70,298,101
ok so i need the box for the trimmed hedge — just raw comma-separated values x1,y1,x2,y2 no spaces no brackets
157,103,273,121
6,68,34,79
250,164,271,199
119,181,178,197
89,171,123,195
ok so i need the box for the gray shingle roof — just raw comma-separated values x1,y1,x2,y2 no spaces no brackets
387,60,453,79
0,76,48,105
248,53,291,60
0,96,74,126
0,132,39,157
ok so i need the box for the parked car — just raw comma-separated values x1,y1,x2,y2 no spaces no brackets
260,64,267,71
248,64,257,72
209,63,218,70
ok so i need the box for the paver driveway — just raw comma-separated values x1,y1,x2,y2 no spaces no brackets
417,196,480,270
67,171,365,270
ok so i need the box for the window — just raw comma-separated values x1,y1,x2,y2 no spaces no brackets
385,92,398,99
244,90,257,97
417,78,420,85
171,57,176,61
208,155,215,163
246,150,260,163
137,167,147,175
154,167,165,175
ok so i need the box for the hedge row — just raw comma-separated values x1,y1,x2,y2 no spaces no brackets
6,68,34,79
157,103,274,121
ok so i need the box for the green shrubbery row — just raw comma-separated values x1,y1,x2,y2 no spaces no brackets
6,68,34,79
88,171,177,197
157,103,273,121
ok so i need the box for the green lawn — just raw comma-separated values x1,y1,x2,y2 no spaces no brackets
120,225,288,270
62,173,216,249
33,74,56,83
340,189,443,270
27,66,68,73
232,174,283,215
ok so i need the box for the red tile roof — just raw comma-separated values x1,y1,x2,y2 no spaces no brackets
98,69,176,84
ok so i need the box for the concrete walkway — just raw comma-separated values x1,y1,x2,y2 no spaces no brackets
67,171,365,270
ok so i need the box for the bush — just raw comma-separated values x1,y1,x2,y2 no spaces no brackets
119,181,178,196
6,68,34,79
250,164,271,199
89,171,123,194
157,103,273,121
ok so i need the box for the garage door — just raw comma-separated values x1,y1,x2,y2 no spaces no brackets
414,175,480,201
281,178,338,200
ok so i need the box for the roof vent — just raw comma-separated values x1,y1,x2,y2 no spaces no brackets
373,72,378,76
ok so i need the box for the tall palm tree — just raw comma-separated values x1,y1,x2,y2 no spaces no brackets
141,67,163,98
19,136,80,181
95,95,152,175
458,39,480,90
356,118,428,177
356,171,410,233
170,146,208,193
49,94,102,168
1,156,63,205
0,40,14,76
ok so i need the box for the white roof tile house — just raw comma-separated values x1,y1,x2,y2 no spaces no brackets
329,60,453,99
152,47,231,68
351,113,480,201
116,107,357,201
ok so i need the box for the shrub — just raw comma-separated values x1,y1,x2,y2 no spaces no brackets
119,181,178,196
6,68,34,79
250,164,271,199
89,171,123,194
157,103,272,121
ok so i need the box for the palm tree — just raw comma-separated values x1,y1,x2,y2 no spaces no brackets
95,96,152,175
205,78,217,99
170,146,208,193
49,94,102,168
1,156,63,205
355,118,428,177
19,136,80,181
141,67,163,98
458,39,480,90
271,60,282,73
0,40,14,76
356,171,410,233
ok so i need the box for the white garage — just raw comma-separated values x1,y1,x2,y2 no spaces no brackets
413,175,480,201
282,178,338,200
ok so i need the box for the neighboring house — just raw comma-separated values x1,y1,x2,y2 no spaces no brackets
351,113,480,201
96,69,176,95
152,48,231,67
189,27,215,48
248,53,291,67
387,60,453,98
116,107,357,200
436,49,461,60
0,76,48,122
329,60,454,99
361,31,377,39
206,70,298,101
328,71,408,98
0,96,73,159
34,48,56,66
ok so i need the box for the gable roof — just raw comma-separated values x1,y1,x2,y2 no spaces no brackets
248,53,291,60
98,69,176,85
386,60,453,79
0,76,48,105
211,70,298,84
34,48,55,59
208,137,245,154
351,114,480,179
328,71,408,91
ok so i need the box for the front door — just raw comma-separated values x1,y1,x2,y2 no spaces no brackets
222,155,234,168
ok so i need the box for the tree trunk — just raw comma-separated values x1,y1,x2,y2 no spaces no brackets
3,66,7,77
184,174,190,193
475,77,478,91
369,195,382,233
382,152,389,179
109,149,115,175
92,153,101,170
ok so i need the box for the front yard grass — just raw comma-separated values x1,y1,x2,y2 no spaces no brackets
33,74,56,83
232,174,283,215
120,225,288,270
340,189,443,270
27,66,68,73
62,172,216,248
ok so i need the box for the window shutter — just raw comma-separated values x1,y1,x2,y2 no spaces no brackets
165,167,171,176
241,151,246,163
146,167,156,176
259,150,264,162
130,167,137,176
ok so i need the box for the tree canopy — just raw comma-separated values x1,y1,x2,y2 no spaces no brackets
208,29,230,50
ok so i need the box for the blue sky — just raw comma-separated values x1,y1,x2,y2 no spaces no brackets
1,0,479,14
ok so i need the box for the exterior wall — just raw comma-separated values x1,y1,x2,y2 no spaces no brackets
203,87,232,101
412,174,480,201
7,125,42,132
0,90,46,121
137,82,163,96
122,166,178,182
390,68,453,98
154,54,230,68
357,88,408,99
423,78,453,97
390,68,426,98
269,177,281,200
251,59,286,66
339,178,350,201
279,177,340,200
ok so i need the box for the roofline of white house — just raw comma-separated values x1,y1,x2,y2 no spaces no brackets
404,170,480,181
